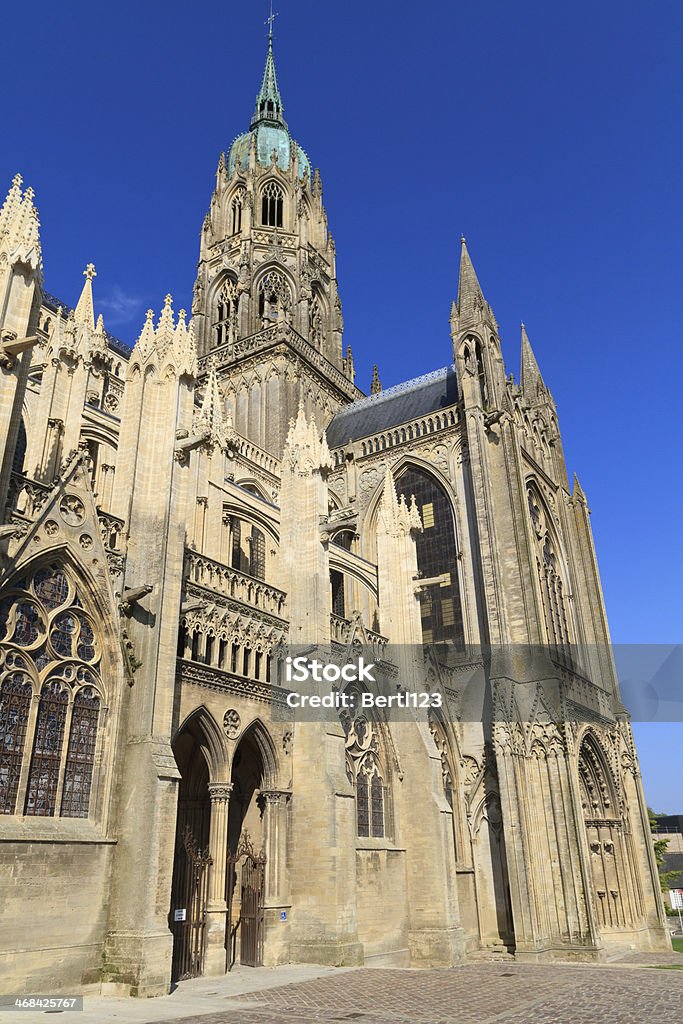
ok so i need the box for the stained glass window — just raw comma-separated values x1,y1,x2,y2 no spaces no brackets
76,617,96,662
24,681,69,816
370,774,384,838
33,568,69,610
0,564,104,819
395,467,464,647
356,772,369,838
51,613,77,658
250,527,266,580
0,673,32,814
60,688,100,818
13,602,42,647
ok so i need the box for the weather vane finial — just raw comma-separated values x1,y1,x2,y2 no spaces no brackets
266,0,278,41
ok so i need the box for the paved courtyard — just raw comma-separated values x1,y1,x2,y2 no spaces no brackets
7,952,683,1024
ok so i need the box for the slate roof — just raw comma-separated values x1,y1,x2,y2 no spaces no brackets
325,366,458,449
42,291,132,358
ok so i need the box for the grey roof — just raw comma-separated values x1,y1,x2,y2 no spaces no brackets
326,366,458,448
42,291,132,358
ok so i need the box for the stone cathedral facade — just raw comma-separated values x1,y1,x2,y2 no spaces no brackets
0,33,669,997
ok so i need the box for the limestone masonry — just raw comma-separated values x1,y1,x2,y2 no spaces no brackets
0,30,669,997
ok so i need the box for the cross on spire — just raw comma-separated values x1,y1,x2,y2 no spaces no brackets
84,263,96,280
265,1,278,40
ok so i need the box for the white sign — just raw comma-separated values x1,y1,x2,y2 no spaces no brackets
669,889,683,910
174,908,187,922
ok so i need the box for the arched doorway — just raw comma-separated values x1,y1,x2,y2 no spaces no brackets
169,721,211,981
226,724,270,968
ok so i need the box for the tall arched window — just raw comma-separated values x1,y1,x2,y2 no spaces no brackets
475,340,488,407
526,484,571,651
0,565,105,818
215,279,239,347
257,270,290,325
230,188,245,235
261,181,283,227
342,709,389,839
249,526,266,580
395,466,464,647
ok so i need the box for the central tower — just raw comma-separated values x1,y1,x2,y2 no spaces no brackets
192,28,361,456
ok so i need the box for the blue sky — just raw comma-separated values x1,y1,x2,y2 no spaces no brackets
4,1,681,809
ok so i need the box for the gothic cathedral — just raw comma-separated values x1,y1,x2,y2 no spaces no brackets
0,31,669,996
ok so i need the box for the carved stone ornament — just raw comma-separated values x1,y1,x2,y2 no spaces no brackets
208,782,233,802
44,520,59,536
223,708,241,738
59,493,86,526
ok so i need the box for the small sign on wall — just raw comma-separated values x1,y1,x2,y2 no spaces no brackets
174,908,187,922
280,911,287,921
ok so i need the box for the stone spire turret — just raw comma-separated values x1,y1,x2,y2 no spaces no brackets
370,364,382,394
520,322,549,405
251,20,286,130
74,264,96,331
0,173,42,275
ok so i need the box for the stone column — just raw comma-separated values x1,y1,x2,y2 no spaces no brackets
260,790,290,904
204,781,232,975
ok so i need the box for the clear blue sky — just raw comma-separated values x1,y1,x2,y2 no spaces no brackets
4,1,681,809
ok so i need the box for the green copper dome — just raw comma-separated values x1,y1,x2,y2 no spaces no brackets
227,34,311,180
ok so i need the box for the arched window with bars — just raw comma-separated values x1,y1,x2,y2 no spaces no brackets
261,181,283,227
0,565,105,819
230,188,245,235
215,278,239,348
257,270,291,326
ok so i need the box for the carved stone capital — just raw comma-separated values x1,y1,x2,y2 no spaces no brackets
208,781,233,803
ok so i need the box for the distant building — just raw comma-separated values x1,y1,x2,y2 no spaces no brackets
0,28,670,998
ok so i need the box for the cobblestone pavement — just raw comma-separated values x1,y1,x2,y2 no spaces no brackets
146,960,683,1024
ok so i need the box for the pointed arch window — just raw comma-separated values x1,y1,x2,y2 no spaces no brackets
526,483,571,652
342,709,390,839
215,278,239,348
0,565,105,818
257,270,290,325
395,466,465,647
261,181,283,227
231,188,245,235
0,664,32,814
475,340,488,407
249,526,266,580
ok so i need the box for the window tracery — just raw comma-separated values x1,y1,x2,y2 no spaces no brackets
0,565,104,818
257,270,291,325
395,467,464,647
341,708,387,839
231,188,245,235
260,181,283,227
526,483,570,650
215,278,239,348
